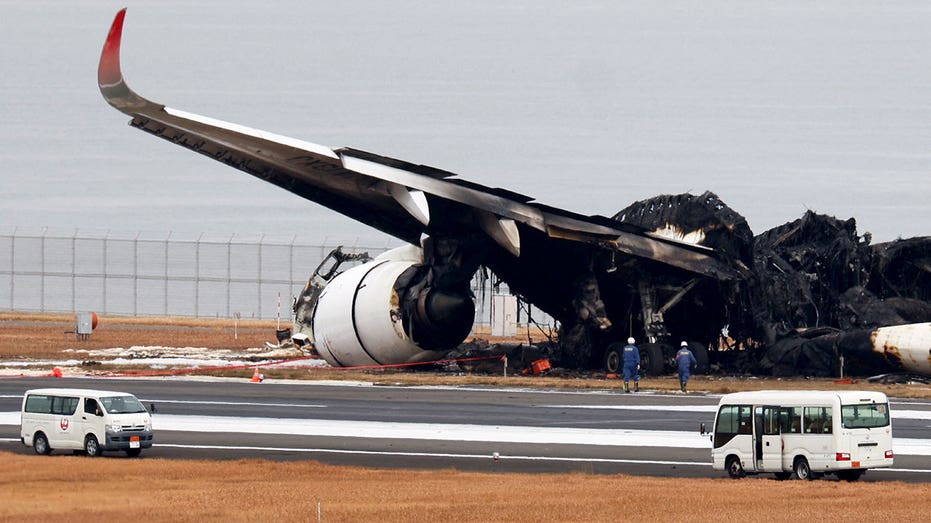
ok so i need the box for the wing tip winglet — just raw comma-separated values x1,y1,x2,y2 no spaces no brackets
98,8,127,92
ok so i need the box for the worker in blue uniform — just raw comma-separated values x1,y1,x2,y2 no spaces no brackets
676,341,698,393
622,337,640,393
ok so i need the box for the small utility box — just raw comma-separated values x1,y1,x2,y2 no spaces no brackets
76,312,94,340
491,294,518,337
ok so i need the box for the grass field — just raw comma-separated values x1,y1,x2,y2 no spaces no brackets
1,452,929,522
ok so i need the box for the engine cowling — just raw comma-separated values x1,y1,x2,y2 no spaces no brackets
311,246,475,367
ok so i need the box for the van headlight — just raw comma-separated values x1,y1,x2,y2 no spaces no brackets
106,423,122,433
144,423,152,432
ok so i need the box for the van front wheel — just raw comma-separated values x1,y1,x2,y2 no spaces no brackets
84,435,102,457
33,432,51,455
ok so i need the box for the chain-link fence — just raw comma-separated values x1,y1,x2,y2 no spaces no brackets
0,229,553,331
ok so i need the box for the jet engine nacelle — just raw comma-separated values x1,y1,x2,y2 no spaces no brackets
311,246,475,367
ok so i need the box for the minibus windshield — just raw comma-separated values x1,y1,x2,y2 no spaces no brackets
841,403,890,429
101,395,147,414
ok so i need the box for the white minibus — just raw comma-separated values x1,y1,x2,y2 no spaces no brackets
711,390,893,481
21,388,153,457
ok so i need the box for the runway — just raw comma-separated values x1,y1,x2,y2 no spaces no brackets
2,377,930,481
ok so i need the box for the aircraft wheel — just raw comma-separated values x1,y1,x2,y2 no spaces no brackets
687,342,709,373
603,343,623,374
639,343,666,375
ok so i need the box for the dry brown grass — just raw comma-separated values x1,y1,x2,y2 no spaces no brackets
0,312,276,360
0,451,926,522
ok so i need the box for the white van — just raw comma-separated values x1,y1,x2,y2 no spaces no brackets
21,388,153,457
710,390,893,481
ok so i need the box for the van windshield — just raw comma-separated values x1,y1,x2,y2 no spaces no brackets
841,403,890,429
100,395,146,414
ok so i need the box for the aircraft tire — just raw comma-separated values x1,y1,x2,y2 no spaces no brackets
639,343,666,375
603,343,624,374
688,342,709,373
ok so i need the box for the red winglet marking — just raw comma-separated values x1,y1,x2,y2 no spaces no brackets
98,8,127,89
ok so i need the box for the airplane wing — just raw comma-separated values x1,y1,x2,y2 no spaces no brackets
99,9,744,283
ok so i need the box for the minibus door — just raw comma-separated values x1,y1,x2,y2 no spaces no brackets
760,406,782,471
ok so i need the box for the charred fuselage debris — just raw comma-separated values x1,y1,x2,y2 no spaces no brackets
749,212,931,375
599,193,930,377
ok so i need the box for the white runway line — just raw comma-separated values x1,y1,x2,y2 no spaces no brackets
156,442,708,466
4,411,931,455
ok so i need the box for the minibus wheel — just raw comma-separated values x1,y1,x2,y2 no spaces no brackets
33,432,51,455
725,456,744,478
84,435,102,457
793,457,812,480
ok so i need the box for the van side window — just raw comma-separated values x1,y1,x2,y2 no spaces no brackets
50,396,79,416
24,395,52,414
780,407,801,434
804,407,833,434
84,398,101,416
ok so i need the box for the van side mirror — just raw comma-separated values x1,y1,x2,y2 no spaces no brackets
699,422,706,435
149,403,157,413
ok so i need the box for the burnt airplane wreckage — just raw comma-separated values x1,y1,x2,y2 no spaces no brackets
290,197,931,377
98,10,931,377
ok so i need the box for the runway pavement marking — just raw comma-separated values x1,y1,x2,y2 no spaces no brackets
542,405,717,412
154,442,709,466
1,395,327,409
139,399,327,409
3,411,931,455
4,437,929,473
542,404,931,421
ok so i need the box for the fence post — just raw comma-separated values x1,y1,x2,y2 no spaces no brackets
258,233,264,319
103,229,109,314
164,231,171,316
195,232,202,318
133,232,139,316
71,229,77,313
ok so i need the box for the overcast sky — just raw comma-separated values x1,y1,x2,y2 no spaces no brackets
2,0,928,245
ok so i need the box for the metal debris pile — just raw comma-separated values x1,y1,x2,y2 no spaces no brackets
616,193,930,377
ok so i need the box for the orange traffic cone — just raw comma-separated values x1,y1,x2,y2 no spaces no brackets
250,368,264,383
45,367,63,378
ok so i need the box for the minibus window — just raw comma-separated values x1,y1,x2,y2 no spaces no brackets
780,407,801,434
101,395,146,414
803,407,833,434
762,407,780,435
841,403,890,429
714,405,751,447
50,396,79,415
